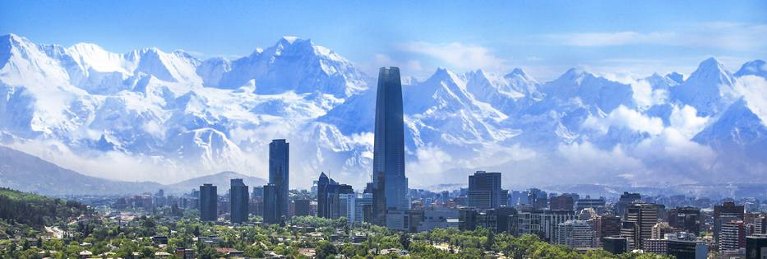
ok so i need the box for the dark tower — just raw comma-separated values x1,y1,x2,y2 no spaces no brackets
200,184,217,221
269,139,290,222
263,184,279,224
371,67,409,226
230,179,249,224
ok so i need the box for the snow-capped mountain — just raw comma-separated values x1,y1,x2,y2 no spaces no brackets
1,33,766,189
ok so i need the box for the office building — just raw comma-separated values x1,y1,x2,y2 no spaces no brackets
269,139,290,222
371,67,409,226
556,220,596,249
516,210,575,241
317,172,354,219
550,194,576,212
720,220,747,252
615,192,641,218
200,184,217,222
668,207,702,235
625,203,660,249
262,184,279,224
746,235,767,259
651,222,674,239
294,199,312,216
754,216,767,235
598,215,622,246
229,179,249,224
603,236,628,254
468,171,506,209
715,201,745,245
576,196,607,214
251,186,264,201
527,188,548,210
355,193,373,224
339,193,356,223
620,221,638,250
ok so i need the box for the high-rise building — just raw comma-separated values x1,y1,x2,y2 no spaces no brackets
317,172,354,219
576,196,607,214
665,232,708,259
200,184,217,222
468,171,506,209
527,188,548,210
715,201,745,245
269,139,290,222
746,235,767,259
251,186,264,201
720,220,746,252
615,192,641,218
625,203,660,249
230,179,249,224
355,192,373,224
294,199,312,216
516,210,576,242
603,236,628,254
651,222,674,239
371,67,409,226
556,220,596,249
620,221,638,250
598,215,622,245
262,184,279,224
668,207,702,235
754,216,767,235
550,194,576,212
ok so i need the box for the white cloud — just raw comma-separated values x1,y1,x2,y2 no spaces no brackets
669,105,709,138
545,22,767,51
397,41,508,72
583,105,664,135
549,31,674,47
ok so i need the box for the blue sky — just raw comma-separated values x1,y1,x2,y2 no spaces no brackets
2,0,766,80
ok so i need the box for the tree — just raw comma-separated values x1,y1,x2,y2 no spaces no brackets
399,233,411,250
484,230,495,251
316,241,337,259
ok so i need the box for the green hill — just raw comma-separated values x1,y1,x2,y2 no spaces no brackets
0,187,91,228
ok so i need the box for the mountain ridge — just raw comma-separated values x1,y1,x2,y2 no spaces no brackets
1,33,766,190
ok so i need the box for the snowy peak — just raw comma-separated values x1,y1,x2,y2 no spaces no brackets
666,72,684,84
211,36,368,97
542,67,634,112
555,67,595,84
687,57,734,85
693,98,767,157
735,60,767,78
671,57,735,116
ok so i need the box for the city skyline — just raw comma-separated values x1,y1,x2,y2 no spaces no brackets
0,2,766,194
2,1,767,257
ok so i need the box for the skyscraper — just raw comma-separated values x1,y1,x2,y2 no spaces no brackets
626,203,660,249
468,171,506,209
269,139,290,222
200,184,217,222
317,172,354,219
714,201,745,245
230,179,249,224
371,67,409,226
262,184,279,224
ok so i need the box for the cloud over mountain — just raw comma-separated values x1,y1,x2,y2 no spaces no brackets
1,33,766,189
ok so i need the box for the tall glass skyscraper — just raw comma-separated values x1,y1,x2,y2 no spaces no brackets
371,67,409,226
229,178,249,224
199,184,217,222
269,139,289,223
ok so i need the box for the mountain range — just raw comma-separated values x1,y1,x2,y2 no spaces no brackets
1,33,766,191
